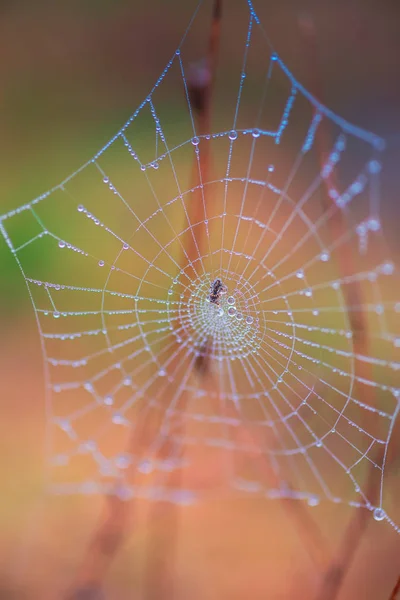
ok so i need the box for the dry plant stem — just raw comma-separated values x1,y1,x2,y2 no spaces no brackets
389,574,400,600
193,3,332,571
298,17,384,600
68,5,224,596
69,494,130,591
180,0,222,274
280,493,330,571
314,450,384,600
199,361,331,571
140,3,224,597
69,402,168,592
142,490,182,600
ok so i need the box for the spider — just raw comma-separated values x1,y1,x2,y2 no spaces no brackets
209,278,224,305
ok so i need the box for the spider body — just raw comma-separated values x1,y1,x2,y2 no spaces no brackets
209,278,224,305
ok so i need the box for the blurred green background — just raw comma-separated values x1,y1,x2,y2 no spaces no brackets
1,0,400,314
0,0,400,310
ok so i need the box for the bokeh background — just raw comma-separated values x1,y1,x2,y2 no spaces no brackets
0,0,399,598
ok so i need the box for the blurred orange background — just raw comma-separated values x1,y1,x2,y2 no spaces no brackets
0,1,399,598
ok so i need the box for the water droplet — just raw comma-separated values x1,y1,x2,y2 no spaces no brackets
112,413,125,425
168,289,173,295
58,240,66,249
312,309,319,316
158,368,167,377
98,260,105,267
77,205,85,212
246,316,254,325
228,307,236,317
381,261,394,275
296,269,304,279
268,164,274,173
236,313,243,320
304,288,313,297
103,176,109,184
140,165,146,171
192,136,200,146
368,218,380,231
229,130,238,141
252,128,261,138
104,395,113,405
123,376,132,386
369,160,382,174
138,459,153,474
320,251,330,262
53,311,60,319
336,136,346,151
218,308,224,317
227,296,235,305
373,507,385,521
116,454,131,469
308,495,320,507
316,440,322,448
123,243,129,250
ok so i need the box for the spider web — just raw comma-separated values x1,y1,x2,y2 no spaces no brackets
1,0,399,533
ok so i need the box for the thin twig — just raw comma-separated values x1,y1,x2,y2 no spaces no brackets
314,449,384,600
67,5,223,596
68,0,222,597
142,2,223,597
66,493,129,595
196,358,332,572
180,0,222,276
187,3,333,571
389,574,400,600
298,15,384,600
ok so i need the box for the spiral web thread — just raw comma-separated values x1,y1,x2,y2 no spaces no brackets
1,0,399,533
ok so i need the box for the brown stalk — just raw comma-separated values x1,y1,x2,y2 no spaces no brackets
188,3,333,575
201,364,332,571
66,5,223,598
314,450,384,600
298,15,385,600
138,3,225,598
66,494,129,596
389,574,400,600
180,0,222,278
139,4,224,597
